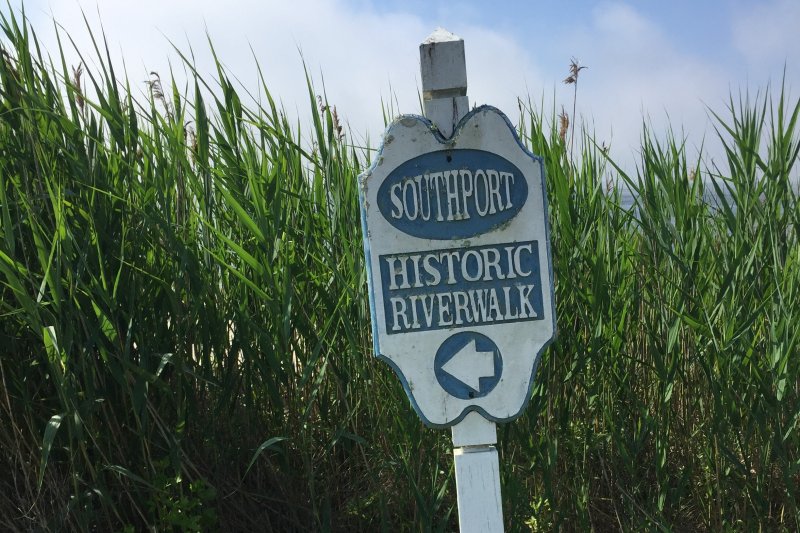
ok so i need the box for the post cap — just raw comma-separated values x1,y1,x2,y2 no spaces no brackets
423,27,462,44
420,27,467,97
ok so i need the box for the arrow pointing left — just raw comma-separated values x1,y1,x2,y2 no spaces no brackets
441,340,495,391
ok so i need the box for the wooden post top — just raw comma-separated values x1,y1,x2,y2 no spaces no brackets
420,28,467,100
419,28,469,138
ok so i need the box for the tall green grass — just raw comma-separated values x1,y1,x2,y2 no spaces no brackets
1,8,798,531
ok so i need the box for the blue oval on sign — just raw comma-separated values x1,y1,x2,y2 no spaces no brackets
377,149,528,240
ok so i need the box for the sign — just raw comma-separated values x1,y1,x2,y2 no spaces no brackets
359,105,555,428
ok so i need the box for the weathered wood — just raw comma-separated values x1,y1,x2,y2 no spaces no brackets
421,28,503,533
452,412,503,532
359,27,556,533
453,447,504,533
361,41,554,428
420,28,469,138
452,411,497,447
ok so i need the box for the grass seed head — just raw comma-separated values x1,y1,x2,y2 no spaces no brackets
332,105,343,139
146,71,171,117
558,107,569,144
564,57,587,85
71,63,84,112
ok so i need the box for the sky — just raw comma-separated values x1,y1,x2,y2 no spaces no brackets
6,0,800,172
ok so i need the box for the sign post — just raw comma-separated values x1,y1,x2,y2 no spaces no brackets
421,29,504,533
359,28,556,533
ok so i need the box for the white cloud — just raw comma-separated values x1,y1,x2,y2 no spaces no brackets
551,2,733,169
732,0,800,78
10,0,796,174
14,0,542,150
459,25,545,117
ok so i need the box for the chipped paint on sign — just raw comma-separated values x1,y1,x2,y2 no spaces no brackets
359,105,555,428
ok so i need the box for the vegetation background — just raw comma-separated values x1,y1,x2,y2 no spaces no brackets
1,7,798,531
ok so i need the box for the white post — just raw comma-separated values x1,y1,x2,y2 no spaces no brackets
420,28,504,533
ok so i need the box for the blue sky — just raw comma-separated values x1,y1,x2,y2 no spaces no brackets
7,0,799,171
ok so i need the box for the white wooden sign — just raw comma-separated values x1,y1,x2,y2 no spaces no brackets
359,106,555,427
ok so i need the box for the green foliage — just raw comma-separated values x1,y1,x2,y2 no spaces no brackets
1,7,798,532
145,459,218,531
